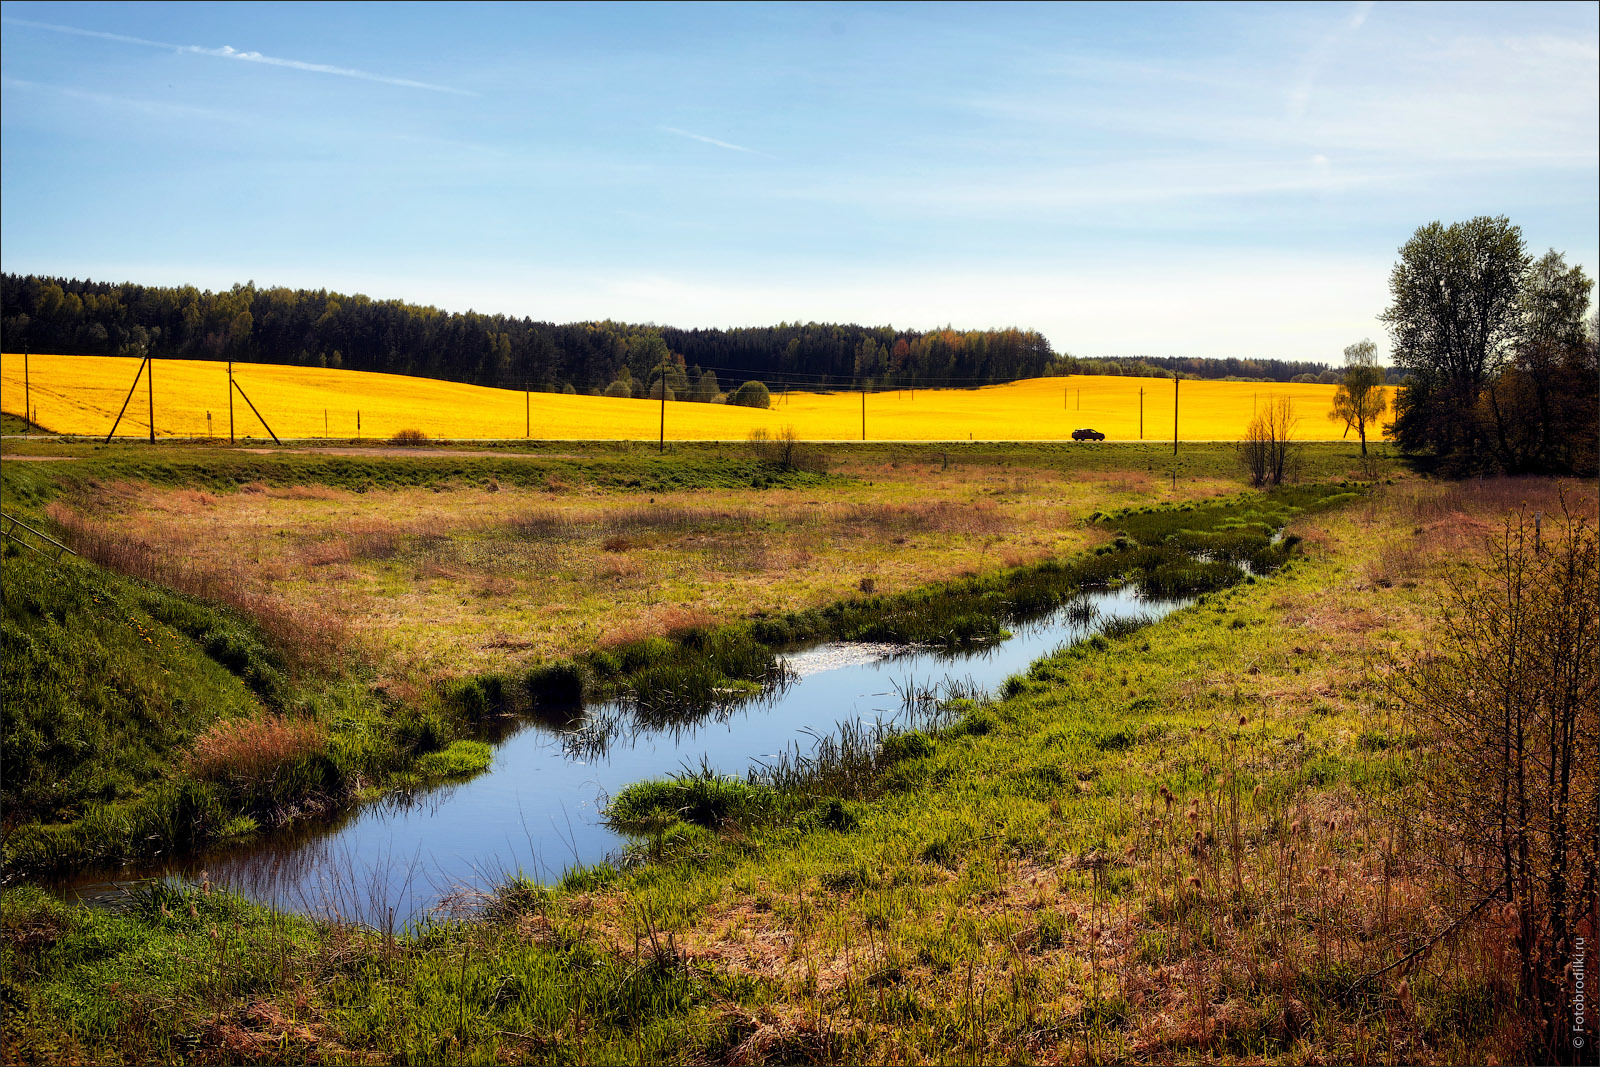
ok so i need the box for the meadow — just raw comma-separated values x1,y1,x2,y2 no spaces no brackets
4,460,1589,1065
0,352,1393,443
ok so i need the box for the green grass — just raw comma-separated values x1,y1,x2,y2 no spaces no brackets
7,476,1549,1065
0,545,509,877
0,442,839,512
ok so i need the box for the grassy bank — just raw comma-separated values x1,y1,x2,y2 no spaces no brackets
0,544,493,878
8,476,1578,1064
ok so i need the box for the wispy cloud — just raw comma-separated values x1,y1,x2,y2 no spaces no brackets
1288,0,1374,120
2,16,475,95
660,126,765,155
1,74,240,121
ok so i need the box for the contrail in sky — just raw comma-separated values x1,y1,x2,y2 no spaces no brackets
2,16,477,95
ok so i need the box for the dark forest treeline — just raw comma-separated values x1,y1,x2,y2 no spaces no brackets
0,274,1056,394
0,273,1368,391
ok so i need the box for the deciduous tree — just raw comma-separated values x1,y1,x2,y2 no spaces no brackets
1328,338,1387,456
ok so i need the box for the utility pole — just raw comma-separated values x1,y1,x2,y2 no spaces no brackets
861,381,867,441
324,409,328,438
147,354,155,443
659,359,667,453
1138,387,1144,440
22,345,30,434
526,386,530,439
1064,385,1069,410
357,410,361,441
1172,376,1179,456
1077,388,1080,411
228,361,235,443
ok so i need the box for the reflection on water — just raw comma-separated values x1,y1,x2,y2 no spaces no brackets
60,583,1190,926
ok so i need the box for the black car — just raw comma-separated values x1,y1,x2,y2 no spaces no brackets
1071,428,1105,441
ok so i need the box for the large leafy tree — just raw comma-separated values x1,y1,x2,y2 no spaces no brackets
1381,216,1529,464
1483,252,1598,474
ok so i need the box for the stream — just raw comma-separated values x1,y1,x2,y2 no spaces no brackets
60,582,1195,926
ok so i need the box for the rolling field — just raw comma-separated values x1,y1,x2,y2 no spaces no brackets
0,352,1392,442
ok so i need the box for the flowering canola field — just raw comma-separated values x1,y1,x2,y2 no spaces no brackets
1,353,1391,442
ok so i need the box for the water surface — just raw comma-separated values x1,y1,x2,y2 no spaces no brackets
64,584,1189,925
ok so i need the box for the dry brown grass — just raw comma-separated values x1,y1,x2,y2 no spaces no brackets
188,716,325,788
47,503,349,672
38,456,1228,677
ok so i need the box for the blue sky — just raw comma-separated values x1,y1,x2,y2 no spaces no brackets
2,1,1595,361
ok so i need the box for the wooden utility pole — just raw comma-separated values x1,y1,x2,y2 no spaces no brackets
228,361,236,443
1172,377,1179,456
22,346,30,433
1064,386,1069,410
357,410,361,441
659,360,667,453
1077,388,1080,411
1138,387,1144,439
861,382,867,441
147,355,154,442
526,387,530,439
324,409,328,438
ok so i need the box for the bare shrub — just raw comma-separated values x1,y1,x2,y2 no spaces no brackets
388,428,429,446
1237,396,1301,487
747,425,828,473
1389,493,1597,1058
189,716,325,789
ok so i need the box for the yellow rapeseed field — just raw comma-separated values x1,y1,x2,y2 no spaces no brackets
1,353,1393,442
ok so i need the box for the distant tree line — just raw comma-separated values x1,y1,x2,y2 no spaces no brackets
0,274,1055,396
1049,353,1406,385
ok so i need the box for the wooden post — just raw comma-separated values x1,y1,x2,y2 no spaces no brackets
22,346,30,433
1138,387,1144,440
861,382,866,441
105,356,148,442
526,387,530,439
357,410,361,441
1064,386,1068,410
324,408,328,438
658,362,666,454
228,361,235,443
1077,388,1080,411
1172,377,1179,456
230,377,282,445
147,354,154,442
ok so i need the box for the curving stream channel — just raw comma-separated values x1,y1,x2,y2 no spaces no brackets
61,583,1196,926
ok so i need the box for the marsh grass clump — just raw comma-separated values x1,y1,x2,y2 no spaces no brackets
1099,613,1154,640
526,660,586,706
606,771,777,833
188,716,326,794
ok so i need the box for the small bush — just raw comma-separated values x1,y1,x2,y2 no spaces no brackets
728,381,772,409
388,428,429,446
